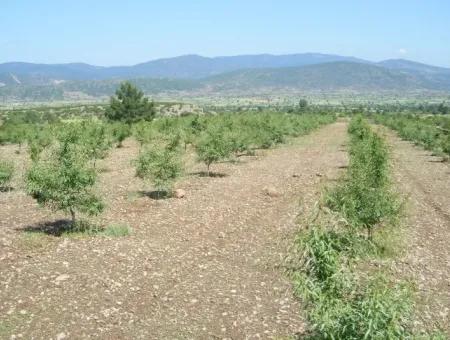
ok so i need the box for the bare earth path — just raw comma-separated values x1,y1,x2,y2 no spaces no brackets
378,127,450,334
0,122,348,339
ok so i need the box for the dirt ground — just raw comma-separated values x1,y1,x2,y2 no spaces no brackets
0,122,349,339
377,127,450,334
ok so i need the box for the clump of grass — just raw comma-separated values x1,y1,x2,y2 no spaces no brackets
101,223,131,237
0,160,14,190
19,231,52,250
61,219,103,238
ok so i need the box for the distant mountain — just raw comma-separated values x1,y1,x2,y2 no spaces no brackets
0,53,368,85
379,59,450,75
1,55,450,102
378,59,450,90
202,62,428,91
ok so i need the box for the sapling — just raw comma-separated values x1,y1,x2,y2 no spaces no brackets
196,127,232,176
26,125,104,226
136,135,183,197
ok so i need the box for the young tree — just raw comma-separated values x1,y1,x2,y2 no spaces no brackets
136,138,183,196
81,120,112,167
105,82,156,123
27,125,53,162
110,122,131,148
26,126,104,225
298,99,308,112
196,127,232,176
132,121,155,148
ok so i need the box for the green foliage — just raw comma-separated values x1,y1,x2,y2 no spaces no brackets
195,126,232,174
0,160,14,188
105,81,155,123
328,117,399,238
109,122,131,147
286,118,432,339
80,120,112,165
374,113,450,159
307,276,414,340
299,98,309,112
101,224,132,237
136,137,183,194
132,120,155,147
26,125,54,161
26,123,104,224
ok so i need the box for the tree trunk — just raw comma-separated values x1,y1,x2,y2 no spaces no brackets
367,226,372,241
70,208,76,226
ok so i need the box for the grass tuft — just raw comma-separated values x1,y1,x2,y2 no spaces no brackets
101,223,132,237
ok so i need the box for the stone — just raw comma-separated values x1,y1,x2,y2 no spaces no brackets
173,189,186,198
55,274,70,283
262,186,281,197
56,333,67,340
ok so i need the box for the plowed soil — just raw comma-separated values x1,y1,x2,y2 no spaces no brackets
0,122,348,339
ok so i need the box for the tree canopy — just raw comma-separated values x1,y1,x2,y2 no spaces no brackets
105,82,155,123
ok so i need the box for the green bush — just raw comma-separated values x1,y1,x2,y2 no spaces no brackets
109,122,131,148
136,136,183,195
195,126,232,175
0,160,14,189
328,117,398,239
26,123,104,225
81,120,112,166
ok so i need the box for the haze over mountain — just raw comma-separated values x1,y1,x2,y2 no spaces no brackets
1,53,450,101
0,53,368,85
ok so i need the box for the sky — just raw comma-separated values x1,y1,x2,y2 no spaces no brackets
1,0,450,67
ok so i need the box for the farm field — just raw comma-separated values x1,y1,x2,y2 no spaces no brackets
1,121,347,338
0,114,449,338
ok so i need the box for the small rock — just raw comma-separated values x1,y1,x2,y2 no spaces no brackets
292,173,300,178
56,332,67,340
316,172,323,177
262,186,281,197
173,189,186,199
55,274,70,283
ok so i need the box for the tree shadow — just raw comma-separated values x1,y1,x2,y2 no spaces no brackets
19,219,73,237
19,219,102,236
428,158,447,163
190,171,228,178
138,190,172,200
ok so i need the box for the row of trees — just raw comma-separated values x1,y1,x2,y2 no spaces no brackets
374,113,450,159
3,82,335,227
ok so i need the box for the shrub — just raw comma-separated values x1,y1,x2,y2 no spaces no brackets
27,125,53,161
196,126,232,175
328,117,398,239
81,120,112,167
110,122,131,148
26,124,104,225
0,160,14,189
136,138,183,195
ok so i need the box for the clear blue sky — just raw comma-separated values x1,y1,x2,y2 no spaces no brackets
1,0,449,67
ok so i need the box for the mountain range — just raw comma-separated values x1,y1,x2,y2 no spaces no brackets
1,53,450,101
